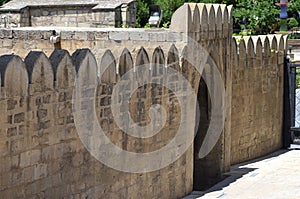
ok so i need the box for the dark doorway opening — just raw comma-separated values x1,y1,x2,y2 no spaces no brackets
193,77,223,191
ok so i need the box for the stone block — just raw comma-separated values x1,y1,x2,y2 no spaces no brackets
65,10,77,15
42,143,67,162
72,152,84,167
22,166,34,183
61,31,75,40
20,150,41,168
60,17,69,23
14,112,25,123
13,30,28,39
37,109,48,119
68,17,77,22
74,32,88,40
61,167,80,184
19,125,25,136
77,16,86,23
7,99,17,110
2,39,13,48
109,31,129,40
7,127,17,137
94,32,109,40
44,186,67,199
50,10,58,15
129,32,149,41
78,23,90,28
34,164,47,180
149,32,167,42
0,29,13,39
42,11,49,16
0,174,11,193
86,32,95,40
30,9,41,17
42,31,53,40
58,11,64,15
167,32,182,42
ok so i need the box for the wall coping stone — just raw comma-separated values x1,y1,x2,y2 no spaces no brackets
0,27,182,42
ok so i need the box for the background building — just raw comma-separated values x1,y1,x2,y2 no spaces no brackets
0,0,136,28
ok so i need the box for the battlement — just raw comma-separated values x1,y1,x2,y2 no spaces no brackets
170,3,233,39
235,35,287,53
0,45,183,97
232,35,287,64
0,33,287,96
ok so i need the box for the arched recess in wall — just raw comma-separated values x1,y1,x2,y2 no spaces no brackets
193,5,201,42
96,50,117,142
181,46,189,79
193,43,224,191
167,44,180,71
100,50,117,84
117,48,134,148
166,45,181,129
0,55,29,97
72,49,98,86
199,4,209,41
119,48,133,77
207,4,216,40
130,47,150,124
25,52,54,93
72,48,98,141
151,47,165,77
135,47,150,85
118,48,134,120
50,49,76,89
149,47,166,134
167,44,180,86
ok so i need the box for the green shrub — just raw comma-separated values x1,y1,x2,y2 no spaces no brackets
289,18,299,29
288,34,300,39
296,68,300,89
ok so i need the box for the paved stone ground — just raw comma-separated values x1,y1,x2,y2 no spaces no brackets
183,149,300,199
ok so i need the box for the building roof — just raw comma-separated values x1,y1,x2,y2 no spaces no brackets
0,0,135,11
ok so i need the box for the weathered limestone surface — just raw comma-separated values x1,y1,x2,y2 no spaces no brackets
0,3,286,199
0,0,136,28
230,35,285,164
0,27,186,67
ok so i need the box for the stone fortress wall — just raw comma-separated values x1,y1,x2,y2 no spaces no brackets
0,3,286,198
230,35,285,165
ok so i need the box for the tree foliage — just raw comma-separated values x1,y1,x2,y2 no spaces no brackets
289,17,299,29
136,0,153,28
233,0,280,34
136,0,240,28
136,0,241,28
136,0,300,34
136,0,185,28
0,0,8,5
288,0,300,19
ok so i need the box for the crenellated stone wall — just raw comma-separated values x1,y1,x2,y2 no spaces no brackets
230,35,286,165
0,3,287,198
0,47,196,198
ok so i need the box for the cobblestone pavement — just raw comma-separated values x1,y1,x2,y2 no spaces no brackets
183,149,300,199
